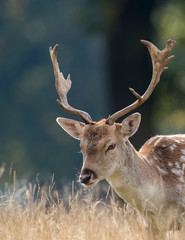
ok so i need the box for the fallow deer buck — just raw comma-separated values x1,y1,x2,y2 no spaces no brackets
49,40,185,232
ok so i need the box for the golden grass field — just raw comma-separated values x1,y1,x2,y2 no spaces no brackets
0,178,185,240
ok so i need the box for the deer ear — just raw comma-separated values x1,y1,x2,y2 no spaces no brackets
56,118,85,140
121,113,141,138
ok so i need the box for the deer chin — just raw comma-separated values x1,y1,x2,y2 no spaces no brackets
84,181,98,187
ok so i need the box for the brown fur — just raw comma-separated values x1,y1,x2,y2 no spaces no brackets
57,115,185,232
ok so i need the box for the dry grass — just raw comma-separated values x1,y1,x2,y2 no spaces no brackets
0,181,185,240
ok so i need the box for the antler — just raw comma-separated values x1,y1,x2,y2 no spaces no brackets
106,39,176,125
49,44,92,124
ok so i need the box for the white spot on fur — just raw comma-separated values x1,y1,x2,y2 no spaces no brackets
168,162,173,167
179,175,185,183
181,149,185,155
162,144,167,148
169,144,177,152
171,168,182,176
180,155,185,162
175,162,180,169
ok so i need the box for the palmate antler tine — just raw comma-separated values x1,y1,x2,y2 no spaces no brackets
49,44,92,124
106,39,176,125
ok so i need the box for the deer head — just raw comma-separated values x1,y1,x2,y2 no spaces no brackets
49,40,176,187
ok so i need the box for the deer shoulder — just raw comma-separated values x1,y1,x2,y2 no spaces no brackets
140,135,185,186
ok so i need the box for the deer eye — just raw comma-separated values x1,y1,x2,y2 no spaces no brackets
107,143,116,151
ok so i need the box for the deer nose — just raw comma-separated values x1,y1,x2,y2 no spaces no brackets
79,168,97,184
79,174,91,184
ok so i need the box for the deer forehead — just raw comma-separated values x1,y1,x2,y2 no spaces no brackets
81,121,120,154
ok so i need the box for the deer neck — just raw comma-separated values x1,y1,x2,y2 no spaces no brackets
106,140,164,213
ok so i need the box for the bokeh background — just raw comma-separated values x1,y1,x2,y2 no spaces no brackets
0,0,185,188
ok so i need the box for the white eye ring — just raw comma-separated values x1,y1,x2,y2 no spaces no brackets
107,144,116,151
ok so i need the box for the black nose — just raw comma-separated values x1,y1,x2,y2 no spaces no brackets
79,168,97,184
79,174,91,184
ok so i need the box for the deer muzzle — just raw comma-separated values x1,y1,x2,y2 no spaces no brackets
79,168,98,186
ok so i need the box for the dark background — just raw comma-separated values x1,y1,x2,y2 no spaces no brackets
0,0,185,188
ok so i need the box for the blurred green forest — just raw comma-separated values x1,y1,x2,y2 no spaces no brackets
0,0,185,187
